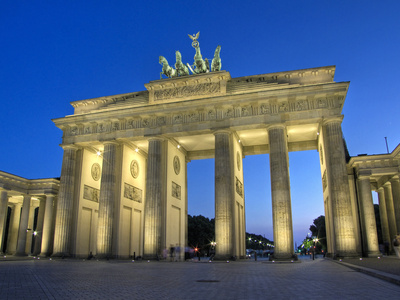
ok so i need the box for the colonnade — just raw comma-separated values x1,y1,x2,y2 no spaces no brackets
0,190,57,257
49,117,364,260
376,178,400,253
349,146,400,257
1,119,373,260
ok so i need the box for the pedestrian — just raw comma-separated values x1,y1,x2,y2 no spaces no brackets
169,244,175,262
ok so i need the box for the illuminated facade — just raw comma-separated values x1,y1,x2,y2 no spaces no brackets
1,66,399,259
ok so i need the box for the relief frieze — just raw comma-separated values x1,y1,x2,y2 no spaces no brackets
64,94,343,137
322,170,327,192
235,177,244,198
172,181,181,200
279,102,289,112
154,82,221,101
124,182,142,203
260,104,271,114
83,185,100,202
173,114,183,124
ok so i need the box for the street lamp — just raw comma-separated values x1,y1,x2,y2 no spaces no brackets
312,237,319,260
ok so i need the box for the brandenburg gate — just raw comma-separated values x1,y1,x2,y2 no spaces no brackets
1,34,398,260
51,57,362,259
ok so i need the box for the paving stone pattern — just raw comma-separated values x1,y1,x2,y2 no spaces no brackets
1,257,400,299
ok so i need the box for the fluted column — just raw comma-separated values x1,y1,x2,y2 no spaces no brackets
268,124,294,259
97,141,119,258
322,118,357,257
16,195,31,255
33,198,46,255
7,202,21,254
52,146,78,256
40,195,55,256
383,182,397,243
0,191,9,253
390,176,400,232
25,205,35,254
377,187,390,249
144,138,165,259
214,130,235,259
357,175,380,256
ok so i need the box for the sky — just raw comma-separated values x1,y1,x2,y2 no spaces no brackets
1,1,400,246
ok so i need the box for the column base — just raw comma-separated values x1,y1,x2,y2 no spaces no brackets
269,254,298,262
332,251,359,260
142,254,161,261
95,254,114,260
51,252,72,258
213,255,237,261
365,251,382,258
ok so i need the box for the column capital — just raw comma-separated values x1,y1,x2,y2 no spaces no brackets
322,116,344,126
147,136,166,142
383,181,392,188
60,144,80,151
213,129,232,136
390,175,400,183
357,170,372,179
266,123,286,131
101,140,120,146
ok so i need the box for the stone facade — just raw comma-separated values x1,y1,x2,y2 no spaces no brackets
1,65,397,259
348,145,400,256
0,171,59,256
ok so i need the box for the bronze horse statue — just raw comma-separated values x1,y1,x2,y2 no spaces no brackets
192,45,208,74
175,51,189,76
211,45,221,72
159,56,177,79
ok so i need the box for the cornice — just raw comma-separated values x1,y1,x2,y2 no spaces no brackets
0,171,60,196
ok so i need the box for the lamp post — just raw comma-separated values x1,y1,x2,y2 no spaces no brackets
312,238,319,260
210,242,216,261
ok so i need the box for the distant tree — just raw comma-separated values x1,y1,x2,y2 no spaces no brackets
187,215,215,255
309,215,327,252
188,215,274,256
246,233,273,250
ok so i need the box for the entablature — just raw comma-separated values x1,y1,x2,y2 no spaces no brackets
0,171,60,197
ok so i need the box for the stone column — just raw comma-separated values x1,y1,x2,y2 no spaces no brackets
214,131,235,259
7,202,21,254
144,138,165,259
16,195,31,255
357,174,380,257
377,187,390,251
52,146,78,256
97,141,120,258
322,118,357,257
390,176,400,232
33,198,46,255
40,195,55,256
25,205,35,254
383,182,397,243
0,191,9,254
268,125,294,259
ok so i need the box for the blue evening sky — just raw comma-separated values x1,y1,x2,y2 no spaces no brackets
1,1,399,245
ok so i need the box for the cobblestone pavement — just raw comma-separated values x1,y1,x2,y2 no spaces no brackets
336,256,400,276
1,256,400,299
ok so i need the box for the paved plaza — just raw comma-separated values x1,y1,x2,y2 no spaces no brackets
1,256,400,299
